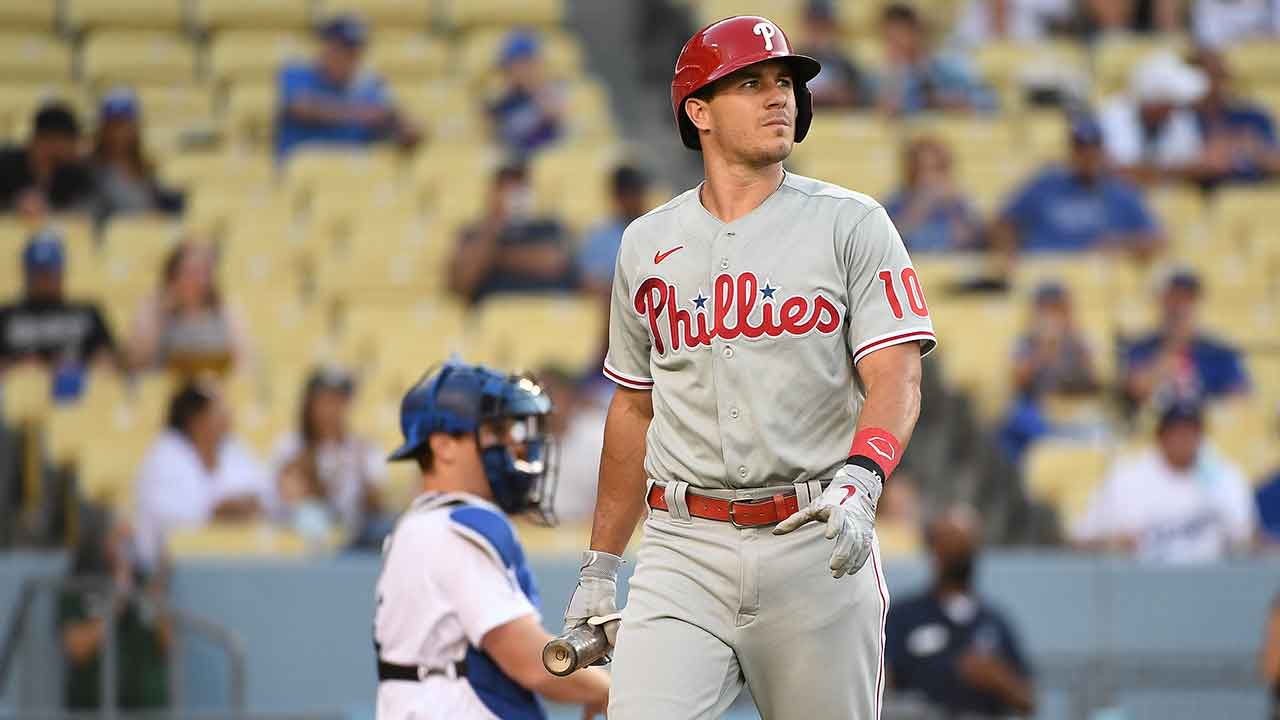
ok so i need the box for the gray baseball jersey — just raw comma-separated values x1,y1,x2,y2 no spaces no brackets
603,171,937,490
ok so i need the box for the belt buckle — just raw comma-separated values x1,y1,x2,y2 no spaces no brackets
727,498,766,528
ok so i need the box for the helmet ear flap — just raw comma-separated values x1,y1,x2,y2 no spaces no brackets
794,80,814,143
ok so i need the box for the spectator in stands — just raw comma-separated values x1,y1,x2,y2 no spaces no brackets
874,3,996,116
1073,398,1256,562
127,241,249,375
1193,0,1279,48
1257,467,1280,544
796,0,870,109
887,505,1036,716
993,116,1164,255
0,229,115,378
489,30,566,159
999,282,1100,459
59,516,169,711
884,137,984,252
1077,0,1185,36
133,380,272,569
89,89,184,223
269,367,390,549
1098,51,1209,183
578,165,650,293
448,164,579,304
537,368,607,525
274,15,420,161
0,104,94,218
951,0,1075,48
1122,269,1249,408
1188,48,1280,185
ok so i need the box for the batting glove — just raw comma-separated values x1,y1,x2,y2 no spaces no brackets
772,463,881,579
562,550,623,662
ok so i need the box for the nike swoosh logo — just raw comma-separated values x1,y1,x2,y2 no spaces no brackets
839,486,857,505
654,246,684,264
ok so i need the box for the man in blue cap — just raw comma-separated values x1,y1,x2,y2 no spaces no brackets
993,115,1165,255
489,30,565,159
274,14,420,161
0,229,116,377
372,361,610,719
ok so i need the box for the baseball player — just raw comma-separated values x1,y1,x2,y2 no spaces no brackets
373,361,609,719
561,15,937,719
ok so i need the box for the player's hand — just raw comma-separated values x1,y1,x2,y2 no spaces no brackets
562,550,623,663
772,464,881,579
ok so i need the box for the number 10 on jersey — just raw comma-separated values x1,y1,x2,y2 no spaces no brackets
878,268,929,319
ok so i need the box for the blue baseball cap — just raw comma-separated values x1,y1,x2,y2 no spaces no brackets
99,87,139,122
1157,397,1204,431
23,229,65,273
499,31,541,67
319,14,367,47
1166,268,1202,294
1069,115,1104,145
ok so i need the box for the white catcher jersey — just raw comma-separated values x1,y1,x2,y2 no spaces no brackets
373,492,542,720
603,172,936,490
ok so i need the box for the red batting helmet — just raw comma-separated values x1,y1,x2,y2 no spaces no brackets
671,15,822,150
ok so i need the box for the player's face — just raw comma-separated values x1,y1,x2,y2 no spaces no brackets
694,60,798,167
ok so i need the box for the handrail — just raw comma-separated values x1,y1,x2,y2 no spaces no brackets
0,575,247,719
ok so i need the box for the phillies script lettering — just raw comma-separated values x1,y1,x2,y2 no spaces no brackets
634,272,841,355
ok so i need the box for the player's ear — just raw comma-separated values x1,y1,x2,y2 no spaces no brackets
685,96,714,135
428,432,456,466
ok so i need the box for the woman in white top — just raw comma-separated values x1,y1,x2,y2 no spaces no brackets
269,367,390,548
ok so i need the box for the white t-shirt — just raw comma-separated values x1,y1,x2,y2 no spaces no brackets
551,400,608,525
268,431,386,530
373,492,539,720
132,430,272,568
1099,96,1204,170
1073,445,1256,563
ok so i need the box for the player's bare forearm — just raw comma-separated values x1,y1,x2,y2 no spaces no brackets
589,387,653,556
853,342,923,448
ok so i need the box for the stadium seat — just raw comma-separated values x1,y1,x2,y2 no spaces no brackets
284,147,402,206
131,84,217,133
1207,398,1279,482
98,217,184,307
1224,40,1280,93
929,296,1020,419
1024,441,1112,527
906,116,1019,168
0,3,57,30
75,405,158,514
167,523,315,557
795,153,899,201
238,298,333,371
314,228,436,303
313,0,431,28
336,301,467,379
160,151,278,194
193,0,311,31
81,31,197,86
957,159,1036,216
1,366,52,425
1093,34,1189,97
393,81,489,143
1209,185,1280,258
209,30,314,86
409,143,501,215
459,29,584,83
219,219,307,298
696,0,803,40
973,40,1090,94
529,145,620,220
66,0,184,31
1019,110,1070,164
1148,185,1207,253
223,82,278,147
563,78,616,141
308,184,420,245
0,33,73,83
471,295,604,375
441,0,565,29
366,31,448,82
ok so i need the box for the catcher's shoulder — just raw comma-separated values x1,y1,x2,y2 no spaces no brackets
781,172,883,214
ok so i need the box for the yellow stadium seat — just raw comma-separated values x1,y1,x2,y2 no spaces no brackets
442,0,565,29
460,29,584,83
209,30,314,86
529,144,620,216
1019,110,1070,164
905,116,1018,165
130,84,216,132
168,523,317,557
366,31,448,82
1256,87,1280,124
958,160,1036,216
1148,185,1207,251
313,0,431,28
393,81,489,143
795,154,899,201
2,366,52,425
337,300,467,378
697,0,803,39
160,151,278,193
974,40,1089,91
1024,441,1113,526
98,216,184,301
284,147,402,208
315,234,436,304
82,31,197,86
1224,40,1280,93
1209,185,1280,259
563,78,615,141
472,295,604,375
0,3,56,30
0,33,72,83
223,83,278,147
308,184,421,246
238,297,333,370
66,0,184,31
76,403,160,513
929,296,1020,419
1208,398,1279,482
1093,34,1189,97
193,0,311,30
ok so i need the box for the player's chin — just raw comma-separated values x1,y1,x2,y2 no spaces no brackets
753,137,793,165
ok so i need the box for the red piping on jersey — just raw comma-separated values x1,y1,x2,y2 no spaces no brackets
853,330,935,363
603,364,653,389
871,546,888,720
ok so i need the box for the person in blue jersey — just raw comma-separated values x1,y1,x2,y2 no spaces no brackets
373,361,609,719
274,14,421,161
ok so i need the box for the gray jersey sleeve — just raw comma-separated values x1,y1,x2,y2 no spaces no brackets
603,228,655,390
843,205,937,365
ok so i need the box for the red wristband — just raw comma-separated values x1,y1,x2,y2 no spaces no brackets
848,427,902,479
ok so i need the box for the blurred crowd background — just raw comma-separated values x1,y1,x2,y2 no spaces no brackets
0,0,1278,718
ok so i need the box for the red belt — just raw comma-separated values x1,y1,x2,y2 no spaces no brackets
646,483,806,528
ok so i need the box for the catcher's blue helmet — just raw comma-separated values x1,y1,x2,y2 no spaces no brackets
389,361,557,520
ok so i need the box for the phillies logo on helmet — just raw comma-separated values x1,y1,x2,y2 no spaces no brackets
753,21,776,51
633,272,841,355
